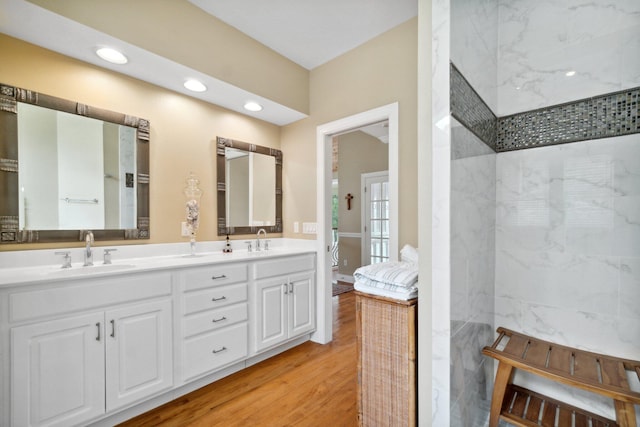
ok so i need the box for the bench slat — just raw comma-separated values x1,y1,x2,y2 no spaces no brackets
541,402,557,427
511,390,528,417
548,346,572,373
558,406,572,426
525,340,550,367
525,395,542,422
504,334,529,358
574,411,589,427
601,359,630,389
574,352,600,383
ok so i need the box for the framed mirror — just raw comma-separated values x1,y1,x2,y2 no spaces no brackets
216,136,282,235
0,83,150,244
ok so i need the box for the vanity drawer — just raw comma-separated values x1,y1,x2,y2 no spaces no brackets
182,323,248,381
182,264,247,291
183,303,248,338
183,283,247,314
9,272,172,323
254,254,316,279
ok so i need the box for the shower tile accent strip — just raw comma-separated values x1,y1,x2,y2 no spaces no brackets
450,63,497,151
496,87,640,151
450,63,639,152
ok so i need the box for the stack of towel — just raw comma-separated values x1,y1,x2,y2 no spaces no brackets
353,245,419,300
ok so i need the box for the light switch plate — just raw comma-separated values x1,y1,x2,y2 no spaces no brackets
293,222,299,233
302,222,317,234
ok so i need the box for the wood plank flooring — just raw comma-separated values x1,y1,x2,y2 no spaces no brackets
118,291,357,427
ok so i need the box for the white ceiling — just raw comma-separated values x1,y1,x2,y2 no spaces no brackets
189,0,418,70
0,0,417,125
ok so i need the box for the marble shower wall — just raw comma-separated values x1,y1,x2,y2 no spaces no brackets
497,0,640,116
495,134,640,419
442,0,499,425
451,0,498,112
449,119,495,427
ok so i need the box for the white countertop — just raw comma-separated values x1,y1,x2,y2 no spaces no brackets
0,238,317,287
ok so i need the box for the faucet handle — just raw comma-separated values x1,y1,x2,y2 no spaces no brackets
264,240,271,251
54,251,72,269
103,248,117,265
244,241,253,252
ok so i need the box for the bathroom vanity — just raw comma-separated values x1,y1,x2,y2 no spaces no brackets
0,243,316,427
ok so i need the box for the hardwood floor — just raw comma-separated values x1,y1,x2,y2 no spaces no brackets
118,291,357,427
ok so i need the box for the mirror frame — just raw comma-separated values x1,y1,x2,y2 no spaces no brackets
216,136,282,235
0,82,150,244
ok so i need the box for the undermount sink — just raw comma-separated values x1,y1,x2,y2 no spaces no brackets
45,263,135,277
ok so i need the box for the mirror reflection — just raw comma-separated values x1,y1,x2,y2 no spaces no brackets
225,148,275,228
216,136,282,235
18,103,137,231
0,82,150,244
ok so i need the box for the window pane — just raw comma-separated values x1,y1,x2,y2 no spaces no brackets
382,182,389,200
371,182,381,201
381,220,389,238
371,201,380,219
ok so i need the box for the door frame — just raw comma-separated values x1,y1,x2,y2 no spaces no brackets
313,102,398,344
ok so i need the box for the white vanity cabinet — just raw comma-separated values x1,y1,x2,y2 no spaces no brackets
8,272,173,427
0,248,318,426
178,263,249,382
253,254,316,353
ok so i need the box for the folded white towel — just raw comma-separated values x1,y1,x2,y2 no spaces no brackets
355,279,418,301
353,261,418,288
400,244,419,264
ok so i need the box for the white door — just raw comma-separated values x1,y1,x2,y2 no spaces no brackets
362,171,390,265
105,299,173,412
288,272,315,338
255,277,287,352
12,313,105,427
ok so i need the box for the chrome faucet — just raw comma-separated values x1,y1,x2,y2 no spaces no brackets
256,228,267,251
84,231,94,266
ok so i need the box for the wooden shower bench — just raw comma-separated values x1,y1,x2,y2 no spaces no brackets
482,327,640,427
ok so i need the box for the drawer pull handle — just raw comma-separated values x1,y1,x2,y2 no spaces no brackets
96,322,101,341
212,316,227,323
110,319,115,338
212,346,227,354
212,296,227,302
211,274,227,280
283,284,289,295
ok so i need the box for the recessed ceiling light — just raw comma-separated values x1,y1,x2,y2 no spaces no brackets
565,70,576,77
96,47,128,65
184,79,207,92
244,101,263,112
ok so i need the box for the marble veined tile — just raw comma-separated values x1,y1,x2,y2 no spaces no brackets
451,0,498,111
621,258,640,320
495,248,620,315
496,0,640,115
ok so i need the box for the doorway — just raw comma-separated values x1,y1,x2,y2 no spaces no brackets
313,103,399,344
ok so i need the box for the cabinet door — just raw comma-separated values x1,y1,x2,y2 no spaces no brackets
105,299,173,412
255,277,287,352
288,271,316,338
12,313,105,427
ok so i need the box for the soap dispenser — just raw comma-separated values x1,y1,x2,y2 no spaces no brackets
223,234,233,253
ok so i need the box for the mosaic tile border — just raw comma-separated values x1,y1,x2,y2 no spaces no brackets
450,63,640,152
450,63,497,151
496,87,639,151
